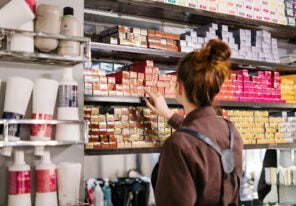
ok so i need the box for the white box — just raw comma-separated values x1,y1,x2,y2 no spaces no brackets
227,0,237,16
253,5,262,21
245,2,253,19
197,0,207,10
207,0,217,12
186,0,197,8
218,2,228,14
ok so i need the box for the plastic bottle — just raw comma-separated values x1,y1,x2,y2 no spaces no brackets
57,7,81,56
34,4,61,52
55,67,80,141
35,151,58,206
102,178,112,206
8,151,31,206
94,183,104,206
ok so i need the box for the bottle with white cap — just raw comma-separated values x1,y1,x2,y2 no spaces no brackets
35,151,58,206
8,151,31,206
55,67,80,141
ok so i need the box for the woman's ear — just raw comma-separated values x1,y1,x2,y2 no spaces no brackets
176,81,183,96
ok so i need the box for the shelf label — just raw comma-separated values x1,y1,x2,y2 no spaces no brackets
31,113,53,139
9,170,31,195
36,169,57,193
1,112,24,138
58,85,78,107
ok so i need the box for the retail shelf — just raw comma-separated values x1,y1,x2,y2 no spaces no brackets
85,143,296,155
91,43,296,72
0,140,85,147
84,96,296,109
0,28,91,66
0,119,89,147
85,0,296,40
85,147,162,155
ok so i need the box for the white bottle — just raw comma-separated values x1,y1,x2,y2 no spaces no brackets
34,4,61,52
35,151,58,206
8,151,31,206
55,68,80,141
94,183,104,206
57,6,81,56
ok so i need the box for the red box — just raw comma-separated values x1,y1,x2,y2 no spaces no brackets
107,71,130,82
130,60,154,70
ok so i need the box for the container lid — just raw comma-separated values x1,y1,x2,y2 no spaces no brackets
41,151,51,163
14,151,25,164
63,68,73,81
63,7,73,16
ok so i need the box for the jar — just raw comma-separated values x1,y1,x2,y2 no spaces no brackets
34,4,61,52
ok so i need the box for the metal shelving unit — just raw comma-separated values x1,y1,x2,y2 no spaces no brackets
91,42,296,72
85,143,296,155
0,27,91,66
85,0,296,40
85,96,296,109
0,119,88,147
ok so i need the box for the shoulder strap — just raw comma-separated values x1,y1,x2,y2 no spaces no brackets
177,120,233,156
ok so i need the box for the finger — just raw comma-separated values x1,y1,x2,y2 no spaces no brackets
145,97,156,111
144,88,155,99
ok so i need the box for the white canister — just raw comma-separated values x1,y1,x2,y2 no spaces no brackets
30,78,58,141
10,20,34,53
3,77,33,141
34,4,61,52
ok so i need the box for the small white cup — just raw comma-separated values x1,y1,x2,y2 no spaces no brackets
57,162,81,206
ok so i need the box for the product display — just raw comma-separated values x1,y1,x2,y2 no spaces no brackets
8,151,31,206
84,105,183,149
31,78,59,141
56,68,80,141
58,7,82,56
2,76,33,141
34,4,61,52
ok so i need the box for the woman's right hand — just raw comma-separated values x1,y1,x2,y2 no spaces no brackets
144,89,175,120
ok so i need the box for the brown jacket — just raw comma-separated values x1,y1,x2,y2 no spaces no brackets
154,106,243,206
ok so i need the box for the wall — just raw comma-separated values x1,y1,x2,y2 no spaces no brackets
0,0,85,205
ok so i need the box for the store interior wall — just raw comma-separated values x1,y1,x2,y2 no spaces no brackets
0,0,85,205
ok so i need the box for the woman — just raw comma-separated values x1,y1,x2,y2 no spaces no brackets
145,39,243,206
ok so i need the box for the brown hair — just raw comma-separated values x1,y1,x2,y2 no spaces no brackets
177,39,231,107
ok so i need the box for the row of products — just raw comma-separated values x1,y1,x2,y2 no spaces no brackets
180,24,279,63
84,105,184,149
84,60,286,103
265,166,296,186
0,68,79,142
0,1,81,55
85,177,150,206
151,0,295,26
84,60,176,98
223,110,296,145
95,23,280,63
8,151,81,206
84,106,296,148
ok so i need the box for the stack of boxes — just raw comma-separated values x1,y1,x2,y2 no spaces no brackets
151,0,290,25
216,69,283,103
84,105,183,149
223,109,283,144
179,23,279,63
84,60,177,98
281,111,296,142
280,75,296,103
99,25,179,52
285,0,296,26
232,29,279,62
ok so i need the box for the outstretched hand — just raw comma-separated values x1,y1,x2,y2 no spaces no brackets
144,89,174,120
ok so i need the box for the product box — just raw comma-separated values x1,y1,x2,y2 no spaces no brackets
197,0,207,10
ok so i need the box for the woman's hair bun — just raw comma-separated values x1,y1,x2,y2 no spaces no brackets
204,39,231,62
